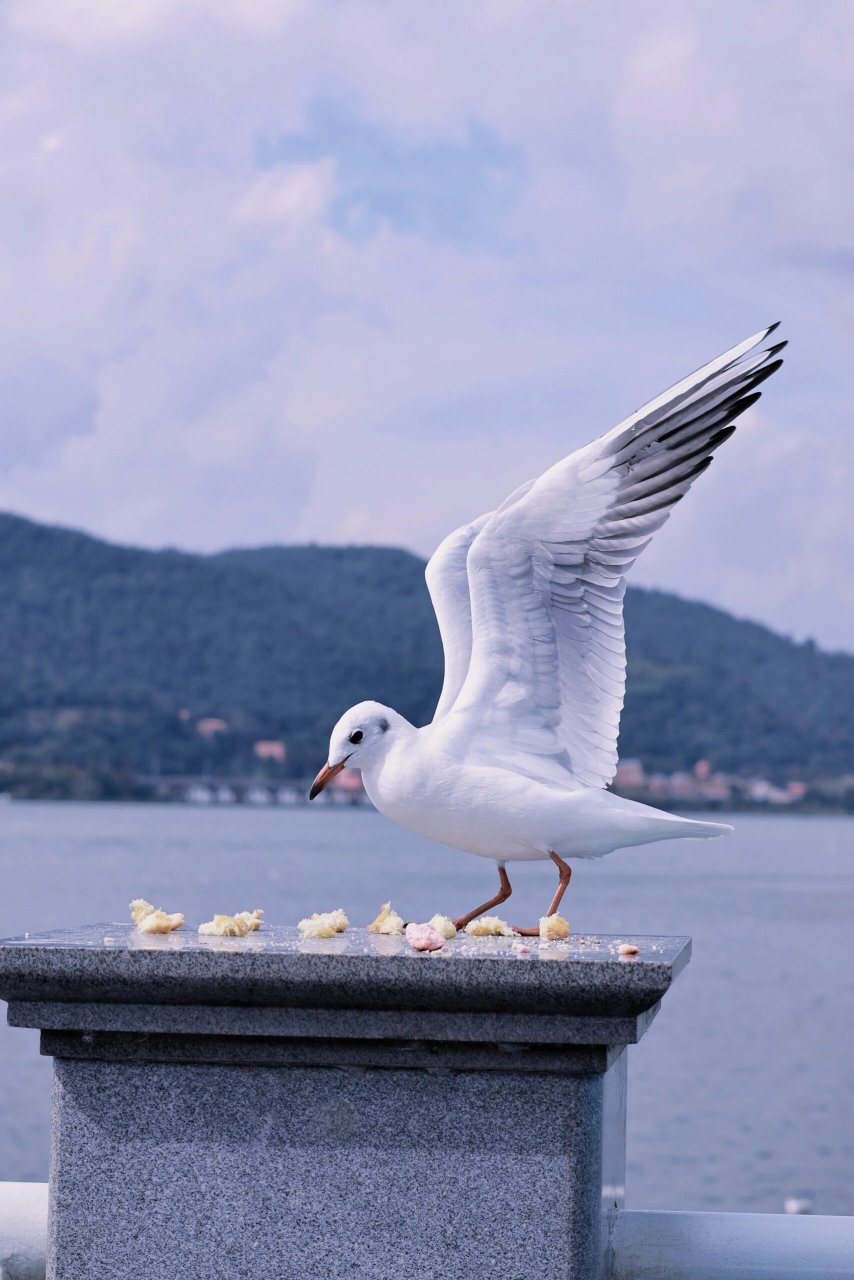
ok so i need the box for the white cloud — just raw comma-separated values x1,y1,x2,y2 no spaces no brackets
0,0,851,646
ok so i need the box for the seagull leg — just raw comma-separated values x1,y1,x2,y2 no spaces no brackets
512,852,572,936
452,863,512,932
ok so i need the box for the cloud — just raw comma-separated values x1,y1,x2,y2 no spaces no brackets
0,0,851,647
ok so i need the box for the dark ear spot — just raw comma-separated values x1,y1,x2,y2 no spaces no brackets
378,717,389,733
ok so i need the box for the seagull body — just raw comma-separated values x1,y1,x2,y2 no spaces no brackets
311,325,785,928
352,708,724,862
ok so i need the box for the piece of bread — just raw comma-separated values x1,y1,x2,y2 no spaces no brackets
366,902,405,935
129,898,155,924
428,914,457,939
234,909,264,932
198,914,251,937
539,914,570,941
136,908,185,934
129,899,184,933
298,908,350,938
465,915,517,937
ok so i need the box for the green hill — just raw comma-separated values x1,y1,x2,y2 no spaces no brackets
0,511,851,795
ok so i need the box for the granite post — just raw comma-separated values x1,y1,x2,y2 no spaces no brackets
0,925,690,1280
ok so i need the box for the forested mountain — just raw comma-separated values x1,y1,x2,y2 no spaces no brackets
0,511,852,793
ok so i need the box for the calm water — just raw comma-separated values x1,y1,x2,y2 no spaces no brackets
0,802,851,1214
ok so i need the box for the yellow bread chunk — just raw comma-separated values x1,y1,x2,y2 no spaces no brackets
298,908,349,938
324,908,349,932
129,899,184,933
137,909,185,934
298,915,336,939
539,914,570,941
618,943,640,957
428,914,457,940
367,902,405,935
234,909,264,932
197,909,263,937
198,914,252,937
465,915,517,938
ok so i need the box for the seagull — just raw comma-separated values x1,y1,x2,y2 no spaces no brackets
310,325,785,933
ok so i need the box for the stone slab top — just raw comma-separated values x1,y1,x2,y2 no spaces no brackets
0,924,690,1017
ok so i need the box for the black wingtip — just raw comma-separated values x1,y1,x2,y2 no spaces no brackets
766,339,788,358
766,320,782,336
747,358,785,392
707,423,737,451
727,391,762,419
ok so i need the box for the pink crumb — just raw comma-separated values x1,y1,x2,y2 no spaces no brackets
405,922,445,952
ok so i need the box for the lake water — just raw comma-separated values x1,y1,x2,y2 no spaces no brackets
0,802,851,1214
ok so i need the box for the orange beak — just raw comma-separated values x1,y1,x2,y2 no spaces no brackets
309,759,346,800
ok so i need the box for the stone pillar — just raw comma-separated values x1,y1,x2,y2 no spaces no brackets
0,925,690,1280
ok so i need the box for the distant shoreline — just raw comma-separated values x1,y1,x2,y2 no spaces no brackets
2,793,851,816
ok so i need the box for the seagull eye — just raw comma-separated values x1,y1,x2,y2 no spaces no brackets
349,730,363,744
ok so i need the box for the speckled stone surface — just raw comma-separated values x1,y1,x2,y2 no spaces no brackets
10,997,660,1048
49,1058,609,1280
0,923,689,1015
40,1028,627,1074
0,925,689,1280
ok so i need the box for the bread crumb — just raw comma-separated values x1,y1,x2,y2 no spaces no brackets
619,943,639,957
199,914,250,937
298,915,336,939
539,914,570,941
197,909,263,937
234,909,264,932
405,922,445,951
137,909,185,934
129,899,184,933
298,908,350,938
465,916,517,937
428,914,457,939
103,936,116,945
512,942,532,957
367,902,405,935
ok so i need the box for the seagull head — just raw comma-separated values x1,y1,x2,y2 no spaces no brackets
309,701,400,799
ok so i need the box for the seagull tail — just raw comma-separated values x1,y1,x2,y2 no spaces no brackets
673,816,734,839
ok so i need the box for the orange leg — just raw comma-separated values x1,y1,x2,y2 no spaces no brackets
452,864,512,931
512,852,572,936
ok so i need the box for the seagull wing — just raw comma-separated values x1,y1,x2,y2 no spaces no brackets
425,480,538,720
425,515,492,719
434,324,785,786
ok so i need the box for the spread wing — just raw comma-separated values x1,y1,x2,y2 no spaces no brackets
425,480,537,720
425,515,491,719
433,324,785,786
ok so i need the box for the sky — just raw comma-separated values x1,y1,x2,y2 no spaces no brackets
0,1,852,650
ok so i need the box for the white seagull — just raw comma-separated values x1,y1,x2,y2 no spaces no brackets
311,325,785,932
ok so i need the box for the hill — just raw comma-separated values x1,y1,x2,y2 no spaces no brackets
0,512,852,795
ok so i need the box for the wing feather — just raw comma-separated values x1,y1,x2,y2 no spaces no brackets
425,515,491,720
425,479,538,721
433,325,785,787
